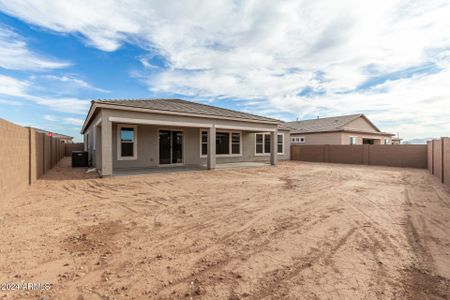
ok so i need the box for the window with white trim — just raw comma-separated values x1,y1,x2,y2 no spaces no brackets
291,136,305,143
118,125,137,160
349,136,357,145
201,131,208,155
277,134,284,153
256,133,284,154
384,138,389,144
201,130,241,156
231,133,240,154
85,133,89,151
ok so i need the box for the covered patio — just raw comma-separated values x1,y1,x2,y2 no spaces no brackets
82,99,289,177
112,161,271,177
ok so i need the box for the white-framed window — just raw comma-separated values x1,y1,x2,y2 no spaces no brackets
291,136,305,144
93,126,96,151
255,133,284,155
349,136,357,145
117,124,137,160
200,130,241,157
84,133,89,151
384,138,389,144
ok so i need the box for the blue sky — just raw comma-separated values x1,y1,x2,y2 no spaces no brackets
0,1,449,142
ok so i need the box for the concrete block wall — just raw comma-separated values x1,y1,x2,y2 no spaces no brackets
0,119,31,200
290,144,428,169
444,138,450,187
64,143,84,156
0,118,67,201
428,137,450,187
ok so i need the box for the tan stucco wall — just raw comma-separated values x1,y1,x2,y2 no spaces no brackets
291,132,391,145
340,132,391,145
290,132,343,145
108,124,290,170
343,117,378,132
87,108,289,172
290,116,392,145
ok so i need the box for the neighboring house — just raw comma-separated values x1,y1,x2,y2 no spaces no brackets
81,99,290,176
391,137,402,144
32,127,74,143
287,114,394,145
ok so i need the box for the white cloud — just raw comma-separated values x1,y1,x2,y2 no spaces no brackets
0,74,28,97
0,98,22,106
43,114,58,121
0,26,70,71
0,74,90,115
31,75,110,93
1,0,449,139
63,117,84,126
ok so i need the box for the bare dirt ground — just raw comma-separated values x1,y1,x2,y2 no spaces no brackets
1,158,449,300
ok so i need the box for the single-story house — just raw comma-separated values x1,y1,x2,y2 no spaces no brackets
32,127,74,143
391,137,402,144
287,114,394,145
81,99,290,176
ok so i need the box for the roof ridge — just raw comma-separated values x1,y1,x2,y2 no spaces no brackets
286,113,362,124
94,98,281,123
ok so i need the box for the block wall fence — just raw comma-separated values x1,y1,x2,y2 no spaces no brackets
427,138,450,187
290,144,428,169
0,119,82,201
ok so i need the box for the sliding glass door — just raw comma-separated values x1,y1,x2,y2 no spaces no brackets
159,130,183,165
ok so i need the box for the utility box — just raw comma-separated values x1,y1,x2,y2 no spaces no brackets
72,151,88,167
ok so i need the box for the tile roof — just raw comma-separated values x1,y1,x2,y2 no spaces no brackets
94,99,281,123
32,127,73,139
286,114,375,133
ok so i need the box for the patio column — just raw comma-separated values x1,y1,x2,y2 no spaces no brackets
101,117,113,176
270,128,278,165
207,125,216,170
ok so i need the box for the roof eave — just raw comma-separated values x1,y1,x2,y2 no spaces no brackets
80,101,97,134
88,102,282,126
291,129,395,136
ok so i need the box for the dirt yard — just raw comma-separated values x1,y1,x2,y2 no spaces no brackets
0,158,449,299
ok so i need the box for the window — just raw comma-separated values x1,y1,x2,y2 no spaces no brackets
264,134,271,153
201,131,208,155
85,133,89,151
277,134,284,153
256,133,284,154
291,136,305,144
216,132,230,155
118,125,137,160
256,133,263,154
232,133,240,154
384,138,389,144
201,130,241,156
349,136,357,145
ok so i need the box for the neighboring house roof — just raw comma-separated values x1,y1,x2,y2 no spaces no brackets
32,127,73,140
82,98,282,133
286,114,394,136
392,137,402,141
278,123,296,131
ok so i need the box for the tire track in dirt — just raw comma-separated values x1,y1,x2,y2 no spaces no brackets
248,227,358,299
400,184,450,299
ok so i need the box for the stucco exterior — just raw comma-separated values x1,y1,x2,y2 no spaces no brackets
83,105,289,175
291,131,392,145
290,115,393,145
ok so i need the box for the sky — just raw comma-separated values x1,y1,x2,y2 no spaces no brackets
0,1,449,142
